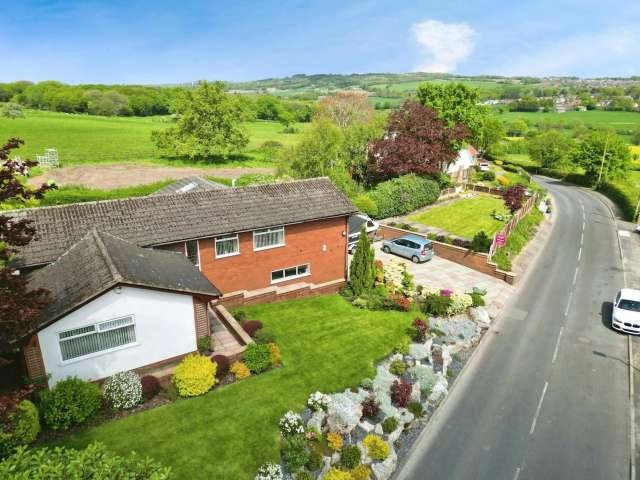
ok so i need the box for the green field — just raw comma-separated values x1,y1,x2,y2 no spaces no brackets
0,110,307,167
370,79,504,94
58,295,412,479
495,110,640,130
409,194,509,238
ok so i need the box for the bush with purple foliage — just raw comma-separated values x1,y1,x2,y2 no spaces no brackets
241,320,263,337
211,355,230,379
390,380,412,408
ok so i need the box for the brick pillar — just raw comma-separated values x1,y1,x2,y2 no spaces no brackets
23,335,46,383
193,297,210,339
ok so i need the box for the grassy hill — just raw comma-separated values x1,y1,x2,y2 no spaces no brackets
0,110,308,167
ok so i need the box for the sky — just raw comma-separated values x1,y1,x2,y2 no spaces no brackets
1,0,639,84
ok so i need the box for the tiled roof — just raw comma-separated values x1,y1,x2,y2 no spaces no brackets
9,177,356,267
148,176,227,196
27,230,221,328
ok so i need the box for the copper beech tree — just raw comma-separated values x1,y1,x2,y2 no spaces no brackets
0,138,55,352
367,100,468,181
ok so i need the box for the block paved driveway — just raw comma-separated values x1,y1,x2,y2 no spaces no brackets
372,242,514,318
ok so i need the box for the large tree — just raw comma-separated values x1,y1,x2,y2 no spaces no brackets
1,139,55,352
367,100,468,181
151,81,249,159
528,130,574,169
315,91,374,129
416,82,487,146
570,131,631,186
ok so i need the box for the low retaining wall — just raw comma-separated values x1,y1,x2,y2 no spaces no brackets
467,184,504,196
377,225,516,285
215,279,346,307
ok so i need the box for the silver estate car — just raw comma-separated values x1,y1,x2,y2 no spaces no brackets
382,234,434,263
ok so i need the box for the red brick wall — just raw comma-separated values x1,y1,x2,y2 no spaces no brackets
22,335,46,383
158,217,348,294
193,297,209,338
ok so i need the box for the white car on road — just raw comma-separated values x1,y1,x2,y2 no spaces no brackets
612,288,640,334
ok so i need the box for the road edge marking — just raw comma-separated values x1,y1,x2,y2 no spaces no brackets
630,335,636,480
530,381,549,435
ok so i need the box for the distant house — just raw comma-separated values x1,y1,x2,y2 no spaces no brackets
447,145,479,183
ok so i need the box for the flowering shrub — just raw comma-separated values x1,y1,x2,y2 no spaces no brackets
242,320,263,337
411,317,428,342
39,377,102,430
496,175,510,187
103,371,143,410
440,289,452,297
363,434,389,461
361,395,380,419
268,343,282,365
447,293,473,316
141,375,161,401
350,465,372,480
383,292,412,311
307,391,330,412
389,359,406,375
244,343,272,373
279,411,304,437
211,355,230,378
255,462,284,480
172,354,216,397
340,444,361,469
390,380,412,408
281,434,310,471
324,468,351,480
384,260,414,296
421,293,453,317
230,361,251,379
327,431,343,451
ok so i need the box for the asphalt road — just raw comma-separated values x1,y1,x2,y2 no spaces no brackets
397,177,630,480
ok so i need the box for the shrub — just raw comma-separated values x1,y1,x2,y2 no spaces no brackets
268,343,282,366
408,401,424,417
242,320,263,337
197,336,213,353
103,371,143,410
361,395,380,419
255,462,284,480
421,293,453,317
39,377,102,430
393,336,411,355
0,442,171,479
324,468,351,480
389,359,406,375
308,391,330,412
360,378,374,391
211,355,230,379
482,170,496,181
172,354,216,397
234,311,247,323
244,343,272,373
447,293,473,316
140,375,161,401
327,431,343,451
1,400,39,455
390,380,412,408
230,361,251,379
281,434,310,471
381,416,398,434
383,292,412,311
340,444,361,469
306,447,323,471
353,193,379,217
410,317,428,342
452,238,470,248
470,292,486,307
368,174,440,219
470,231,492,253
503,184,526,213
279,411,305,437
496,175,509,186
363,434,389,461
254,329,277,344
350,465,372,480
349,225,375,296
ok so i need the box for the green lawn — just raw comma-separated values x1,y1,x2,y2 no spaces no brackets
495,110,640,132
409,194,509,238
0,110,307,168
58,295,412,479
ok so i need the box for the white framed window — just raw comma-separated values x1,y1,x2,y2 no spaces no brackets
215,234,239,258
271,263,310,284
58,316,136,362
253,226,285,251
185,240,200,267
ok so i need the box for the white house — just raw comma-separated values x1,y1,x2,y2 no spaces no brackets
21,230,221,386
447,145,479,183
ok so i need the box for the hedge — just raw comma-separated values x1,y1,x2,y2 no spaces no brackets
368,174,440,219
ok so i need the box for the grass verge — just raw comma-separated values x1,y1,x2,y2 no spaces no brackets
492,208,544,271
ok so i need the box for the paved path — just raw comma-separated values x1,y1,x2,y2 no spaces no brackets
397,177,630,480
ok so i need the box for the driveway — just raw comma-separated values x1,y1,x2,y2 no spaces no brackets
374,243,514,318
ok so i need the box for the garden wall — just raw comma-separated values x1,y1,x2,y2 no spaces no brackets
216,279,346,307
467,184,504,196
377,225,515,284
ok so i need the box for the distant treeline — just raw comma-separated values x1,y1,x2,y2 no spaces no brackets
0,80,317,121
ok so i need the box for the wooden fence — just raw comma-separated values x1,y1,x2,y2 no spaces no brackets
488,194,538,259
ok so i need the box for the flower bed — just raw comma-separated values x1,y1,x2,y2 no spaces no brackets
256,291,493,479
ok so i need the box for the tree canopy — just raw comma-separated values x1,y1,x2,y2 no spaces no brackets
527,130,574,169
151,81,249,160
315,91,374,130
570,131,631,185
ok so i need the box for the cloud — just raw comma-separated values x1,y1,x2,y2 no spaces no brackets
411,20,475,73
497,26,640,77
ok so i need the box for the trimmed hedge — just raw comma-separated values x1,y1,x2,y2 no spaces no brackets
39,378,102,430
368,174,440,219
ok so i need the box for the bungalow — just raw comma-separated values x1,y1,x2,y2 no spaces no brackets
447,145,479,183
9,177,357,385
